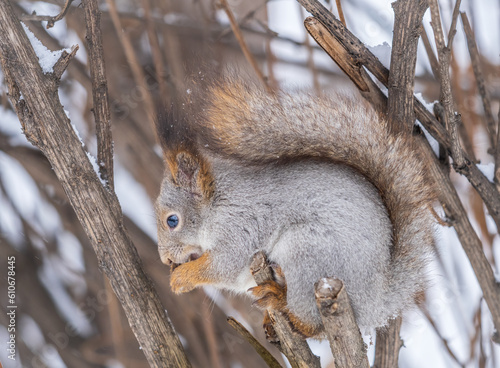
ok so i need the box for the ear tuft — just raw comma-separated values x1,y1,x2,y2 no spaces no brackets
166,150,215,200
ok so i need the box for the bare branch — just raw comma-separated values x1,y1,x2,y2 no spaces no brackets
460,13,497,166
219,0,271,93
334,0,346,26
300,6,321,95
373,317,403,368
387,0,428,132
429,0,463,163
447,0,462,50
142,0,169,99
420,25,440,79
82,0,113,189
227,317,283,368
104,0,157,131
250,252,321,368
21,0,74,29
52,44,79,81
314,278,369,368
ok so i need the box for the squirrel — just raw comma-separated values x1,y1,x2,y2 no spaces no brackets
154,75,436,337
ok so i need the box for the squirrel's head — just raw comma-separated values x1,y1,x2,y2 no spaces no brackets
154,106,215,268
155,150,215,267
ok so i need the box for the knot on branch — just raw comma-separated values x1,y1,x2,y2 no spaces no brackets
314,278,343,317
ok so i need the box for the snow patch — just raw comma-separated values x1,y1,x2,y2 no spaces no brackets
477,163,495,183
367,42,392,68
21,22,70,74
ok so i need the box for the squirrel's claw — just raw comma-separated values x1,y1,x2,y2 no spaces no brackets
248,280,287,310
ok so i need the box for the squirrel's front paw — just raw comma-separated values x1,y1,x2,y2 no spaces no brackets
248,280,287,311
169,253,212,294
170,264,197,294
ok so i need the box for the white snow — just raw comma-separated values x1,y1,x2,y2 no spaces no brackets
20,22,70,74
114,161,157,239
0,152,62,238
0,106,31,147
71,123,84,146
367,42,392,69
477,163,495,183
56,231,85,273
86,151,107,186
38,254,94,337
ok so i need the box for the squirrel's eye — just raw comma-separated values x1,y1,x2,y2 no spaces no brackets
166,214,179,229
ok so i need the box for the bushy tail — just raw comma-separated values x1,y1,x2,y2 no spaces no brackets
195,78,437,313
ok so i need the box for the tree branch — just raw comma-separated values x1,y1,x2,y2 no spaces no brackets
315,278,369,368
373,317,403,368
21,0,74,29
219,0,271,93
387,0,428,132
52,44,79,81
297,0,451,148
0,1,191,366
227,317,283,368
82,0,113,189
250,252,321,368
460,12,497,179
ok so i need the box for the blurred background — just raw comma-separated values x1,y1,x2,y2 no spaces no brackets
0,0,499,367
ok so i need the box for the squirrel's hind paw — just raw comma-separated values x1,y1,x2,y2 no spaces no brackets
248,280,287,311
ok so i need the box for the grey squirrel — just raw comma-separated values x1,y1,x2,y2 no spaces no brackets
154,76,436,337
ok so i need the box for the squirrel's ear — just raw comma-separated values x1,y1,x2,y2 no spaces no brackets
166,151,215,200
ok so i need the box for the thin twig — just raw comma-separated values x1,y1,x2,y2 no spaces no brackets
429,0,464,166
334,0,346,26
460,13,497,165
447,0,462,49
227,317,283,368
105,0,157,132
263,2,278,90
420,25,440,80
82,0,113,189
201,302,223,368
250,252,321,368
219,0,271,93
142,0,169,99
52,45,79,81
304,17,387,113
156,0,185,93
21,0,74,29
420,306,465,367
300,6,321,95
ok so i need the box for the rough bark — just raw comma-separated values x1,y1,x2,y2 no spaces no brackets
387,0,428,132
250,252,321,368
315,279,369,368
